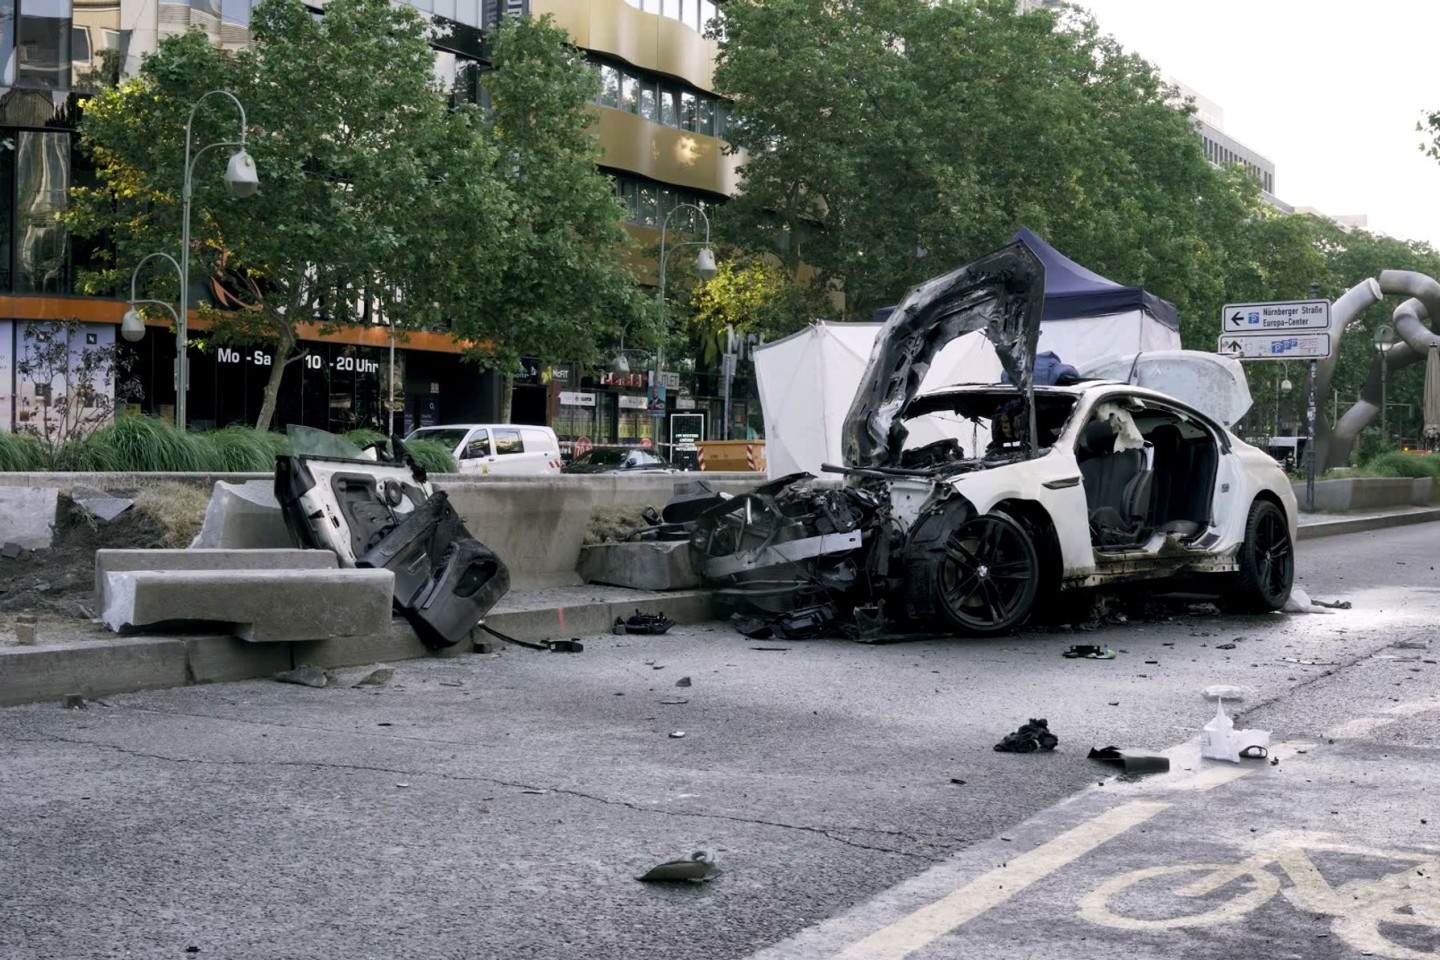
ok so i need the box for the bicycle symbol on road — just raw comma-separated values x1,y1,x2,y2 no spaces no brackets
1078,831,1440,959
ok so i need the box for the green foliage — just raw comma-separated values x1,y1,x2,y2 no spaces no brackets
405,440,459,474
0,431,51,471
200,425,288,472
1362,451,1440,479
69,0,652,431
63,416,210,472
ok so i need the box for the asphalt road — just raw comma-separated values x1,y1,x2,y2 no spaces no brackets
1,525,1438,960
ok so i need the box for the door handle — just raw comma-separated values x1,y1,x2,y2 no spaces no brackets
1043,476,1081,489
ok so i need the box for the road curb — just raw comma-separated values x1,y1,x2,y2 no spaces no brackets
1297,507,1440,540
0,590,720,708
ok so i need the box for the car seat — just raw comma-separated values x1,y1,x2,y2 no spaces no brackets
1077,421,1151,545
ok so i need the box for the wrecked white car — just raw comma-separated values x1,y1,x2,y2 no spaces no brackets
692,242,1297,636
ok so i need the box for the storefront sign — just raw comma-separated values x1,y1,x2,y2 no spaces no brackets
675,397,696,410
659,371,681,390
618,394,647,410
560,391,596,407
670,413,704,449
601,371,646,388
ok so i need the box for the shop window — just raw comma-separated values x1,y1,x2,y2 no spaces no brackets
494,427,523,454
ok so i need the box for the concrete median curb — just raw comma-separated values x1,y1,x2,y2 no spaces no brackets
1297,507,1440,540
0,590,720,708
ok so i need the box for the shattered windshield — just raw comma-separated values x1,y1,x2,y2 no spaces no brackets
286,424,368,460
899,389,1079,468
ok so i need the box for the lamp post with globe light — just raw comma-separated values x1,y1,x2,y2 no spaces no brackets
156,90,260,431
121,252,184,347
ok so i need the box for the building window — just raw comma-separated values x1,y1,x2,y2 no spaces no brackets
609,171,723,229
17,0,72,89
14,130,70,294
590,56,729,141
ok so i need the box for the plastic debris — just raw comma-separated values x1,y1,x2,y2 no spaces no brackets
613,611,676,635
676,677,692,688
1088,746,1171,775
1200,698,1270,763
636,850,720,883
1202,684,1249,702
1063,645,1116,659
669,730,686,739
994,718,1059,753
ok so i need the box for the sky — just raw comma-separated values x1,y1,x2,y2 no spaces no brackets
1077,0,1440,249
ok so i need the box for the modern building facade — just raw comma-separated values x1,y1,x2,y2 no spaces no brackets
0,0,744,446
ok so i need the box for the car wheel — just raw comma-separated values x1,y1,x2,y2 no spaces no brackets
1224,499,1293,613
933,511,1041,635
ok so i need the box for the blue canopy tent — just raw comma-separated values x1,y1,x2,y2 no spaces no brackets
871,229,1181,364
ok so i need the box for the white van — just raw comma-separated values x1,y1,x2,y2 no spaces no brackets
405,424,563,476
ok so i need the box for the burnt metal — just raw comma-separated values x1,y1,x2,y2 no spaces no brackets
842,242,1046,469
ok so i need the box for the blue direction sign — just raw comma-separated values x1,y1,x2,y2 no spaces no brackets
1217,332,1332,361
1221,299,1330,333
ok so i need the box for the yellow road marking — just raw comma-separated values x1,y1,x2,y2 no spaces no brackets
834,801,1171,960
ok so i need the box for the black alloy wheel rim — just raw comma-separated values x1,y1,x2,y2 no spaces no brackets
938,515,1037,630
1253,508,1293,602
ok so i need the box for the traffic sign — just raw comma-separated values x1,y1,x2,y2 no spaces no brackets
1217,332,1332,361
1221,299,1330,334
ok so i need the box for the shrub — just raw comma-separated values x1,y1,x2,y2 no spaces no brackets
1362,451,1440,479
70,416,209,472
0,430,51,471
199,426,284,472
406,439,458,474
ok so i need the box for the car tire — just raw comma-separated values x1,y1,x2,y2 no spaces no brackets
1223,499,1294,613
932,510,1041,636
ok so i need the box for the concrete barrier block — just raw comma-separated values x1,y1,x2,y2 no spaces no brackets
290,619,430,669
190,480,294,549
577,540,699,590
183,636,292,684
95,548,338,609
102,568,395,643
0,638,190,707
0,486,58,549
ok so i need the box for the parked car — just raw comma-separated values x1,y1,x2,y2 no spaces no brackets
405,424,562,476
563,447,677,475
691,242,1297,635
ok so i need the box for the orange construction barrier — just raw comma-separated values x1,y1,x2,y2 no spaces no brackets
695,440,766,472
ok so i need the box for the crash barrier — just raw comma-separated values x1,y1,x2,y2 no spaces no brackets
694,441,766,472
94,548,338,611
1293,477,1439,512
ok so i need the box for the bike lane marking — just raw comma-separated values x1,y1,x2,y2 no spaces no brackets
1325,694,1440,740
834,800,1172,960
746,741,1317,960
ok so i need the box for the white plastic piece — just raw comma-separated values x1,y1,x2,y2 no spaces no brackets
1202,684,1249,702
1201,698,1239,763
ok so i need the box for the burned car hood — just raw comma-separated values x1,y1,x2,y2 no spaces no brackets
842,242,1045,468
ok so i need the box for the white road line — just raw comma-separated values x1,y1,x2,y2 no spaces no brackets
833,800,1171,960
1326,717,1395,739
1162,740,1314,791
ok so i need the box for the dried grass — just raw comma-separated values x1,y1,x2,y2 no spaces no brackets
132,481,214,548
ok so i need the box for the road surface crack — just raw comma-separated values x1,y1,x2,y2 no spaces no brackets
8,732,944,862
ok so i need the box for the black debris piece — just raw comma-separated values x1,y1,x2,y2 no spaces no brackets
675,676,692,687
636,850,720,883
994,718,1058,753
614,611,676,635
1087,746,1170,775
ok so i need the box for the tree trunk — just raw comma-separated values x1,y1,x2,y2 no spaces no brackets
254,328,296,433
499,373,514,423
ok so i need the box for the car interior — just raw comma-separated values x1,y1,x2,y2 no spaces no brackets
1076,403,1220,550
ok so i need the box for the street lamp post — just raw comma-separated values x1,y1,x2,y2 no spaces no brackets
173,90,259,431
655,202,717,445
122,252,184,345
1273,369,1292,452
1375,323,1396,447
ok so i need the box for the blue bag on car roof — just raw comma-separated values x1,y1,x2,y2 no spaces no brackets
1001,351,1080,387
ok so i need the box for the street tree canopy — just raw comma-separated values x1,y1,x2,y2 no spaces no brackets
69,0,655,431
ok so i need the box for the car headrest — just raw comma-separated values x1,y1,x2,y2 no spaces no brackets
1080,421,1116,458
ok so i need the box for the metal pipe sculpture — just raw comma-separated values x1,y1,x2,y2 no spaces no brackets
1325,271,1440,468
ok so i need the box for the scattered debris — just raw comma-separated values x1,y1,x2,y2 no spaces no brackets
1063,645,1115,659
1202,684,1249,702
14,613,37,646
70,485,135,523
1088,746,1170,775
659,698,689,705
749,646,791,652
1310,598,1351,610
1395,640,1430,650
62,694,87,710
950,778,967,785
1,542,22,560
478,623,584,654
994,718,1058,753
636,850,719,883
1280,657,1341,666
275,665,329,688
676,676,692,688
669,730,686,739
1199,698,1270,763
613,611,676,635
548,639,584,653
353,668,394,688
1215,643,1237,650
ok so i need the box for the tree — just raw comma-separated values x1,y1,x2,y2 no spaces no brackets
68,0,653,431
710,0,1244,320
687,257,814,367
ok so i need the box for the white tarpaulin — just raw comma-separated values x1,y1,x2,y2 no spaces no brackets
756,310,1179,478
